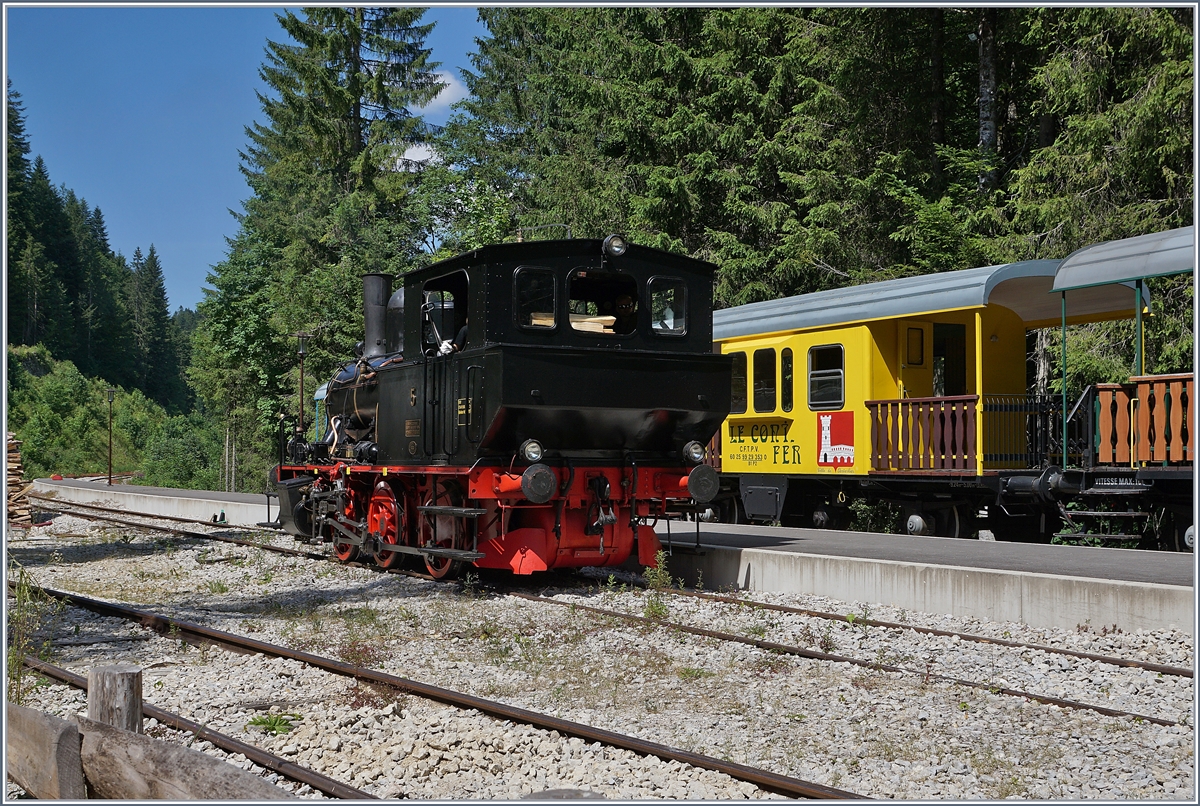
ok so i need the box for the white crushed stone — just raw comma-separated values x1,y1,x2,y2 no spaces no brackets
6,517,1195,800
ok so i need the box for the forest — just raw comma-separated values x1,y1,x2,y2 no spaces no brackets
5,6,1194,490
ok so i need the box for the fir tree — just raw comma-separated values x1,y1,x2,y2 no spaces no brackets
193,7,445,487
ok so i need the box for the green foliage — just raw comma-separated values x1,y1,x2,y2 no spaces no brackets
6,561,63,705
140,411,222,490
7,344,159,477
246,713,301,735
642,550,674,590
449,6,1192,331
5,344,222,487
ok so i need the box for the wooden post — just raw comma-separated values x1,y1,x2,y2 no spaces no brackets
5,703,88,799
88,663,143,733
77,717,294,800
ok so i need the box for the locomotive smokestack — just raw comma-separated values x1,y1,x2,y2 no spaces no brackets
363,273,392,358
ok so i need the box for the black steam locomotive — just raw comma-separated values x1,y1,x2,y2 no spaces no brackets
274,236,731,576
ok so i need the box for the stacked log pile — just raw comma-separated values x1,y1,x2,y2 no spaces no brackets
7,432,32,526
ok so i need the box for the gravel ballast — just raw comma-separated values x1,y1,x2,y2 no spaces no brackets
6,515,1195,799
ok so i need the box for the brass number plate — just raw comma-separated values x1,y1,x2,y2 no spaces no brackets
405,419,420,437
456,398,472,426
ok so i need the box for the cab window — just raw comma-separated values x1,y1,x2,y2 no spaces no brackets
808,344,844,410
649,277,687,335
753,348,776,412
568,270,638,335
730,352,747,414
514,267,556,330
422,270,468,354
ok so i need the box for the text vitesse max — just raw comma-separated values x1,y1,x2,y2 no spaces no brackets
728,421,802,465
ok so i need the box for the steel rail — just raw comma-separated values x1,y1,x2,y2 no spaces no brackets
33,586,862,800
664,588,1194,678
24,503,325,561
21,656,375,799
26,493,281,532
509,592,1182,727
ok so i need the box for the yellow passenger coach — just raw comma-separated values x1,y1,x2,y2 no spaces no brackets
712,228,1192,546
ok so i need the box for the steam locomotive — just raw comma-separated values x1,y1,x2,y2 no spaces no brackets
273,236,731,576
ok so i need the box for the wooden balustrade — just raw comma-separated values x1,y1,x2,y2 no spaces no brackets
866,395,978,472
1098,374,1193,466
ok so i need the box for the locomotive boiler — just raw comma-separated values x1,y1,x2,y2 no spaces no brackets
273,236,732,576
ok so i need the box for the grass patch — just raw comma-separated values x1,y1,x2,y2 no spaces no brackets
246,713,301,735
6,561,65,704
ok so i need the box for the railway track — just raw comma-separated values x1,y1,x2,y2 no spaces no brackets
11,500,1192,798
25,585,861,800
28,498,1192,679
505,592,1181,726
19,656,372,799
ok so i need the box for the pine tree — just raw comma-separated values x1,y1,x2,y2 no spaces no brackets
22,158,78,356
6,81,33,343
193,7,445,487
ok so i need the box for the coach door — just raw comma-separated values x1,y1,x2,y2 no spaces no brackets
897,320,933,398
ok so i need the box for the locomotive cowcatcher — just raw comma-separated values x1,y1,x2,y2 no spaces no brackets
273,236,732,577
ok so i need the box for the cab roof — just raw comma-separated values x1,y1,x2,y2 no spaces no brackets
409,238,717,284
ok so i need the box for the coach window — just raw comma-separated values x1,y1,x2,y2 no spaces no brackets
515,267,556,330
906,327,924,365
649,277,687,335
781,348,794,412
730,352,747,414
753,349,776,412
808,344,844,410
568,269,638,335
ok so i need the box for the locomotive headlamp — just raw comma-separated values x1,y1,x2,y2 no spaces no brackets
602,234,628,258
520,439,544,463
683,440,706,464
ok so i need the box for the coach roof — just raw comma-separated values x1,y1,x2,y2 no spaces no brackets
714,258,1140,341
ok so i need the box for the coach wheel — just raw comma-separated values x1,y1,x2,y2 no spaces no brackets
933,505,975,539
368,482,405,569
421,480,465,579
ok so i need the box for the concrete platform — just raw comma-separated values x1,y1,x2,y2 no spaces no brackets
656,523,1195,635
28,478,275,528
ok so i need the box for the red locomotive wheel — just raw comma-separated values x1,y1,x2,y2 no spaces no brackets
368,482,405,569
333,498,360,563
333,538,359,563
421,481,465,580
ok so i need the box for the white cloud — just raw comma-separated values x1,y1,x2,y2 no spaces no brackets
402,143,437,165
418,71,469,119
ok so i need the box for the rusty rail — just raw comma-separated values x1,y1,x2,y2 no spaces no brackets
31,587,863,800
22,656,374,799
866,395,977,472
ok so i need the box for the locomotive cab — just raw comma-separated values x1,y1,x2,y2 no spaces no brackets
275,237,732,576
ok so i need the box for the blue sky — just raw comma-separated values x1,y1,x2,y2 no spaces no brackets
5,4,487,311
